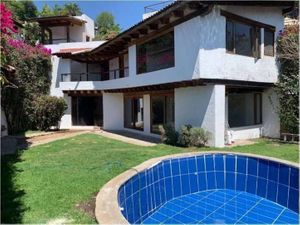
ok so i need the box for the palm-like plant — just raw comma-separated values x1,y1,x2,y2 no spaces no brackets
61,3,82,16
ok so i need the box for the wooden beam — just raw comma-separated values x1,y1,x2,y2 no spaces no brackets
122,37,131,42
160,17,170,25
147,23,159,30
188,2,203,10
129,33,139,39
172,9,184,18
137,28,148,35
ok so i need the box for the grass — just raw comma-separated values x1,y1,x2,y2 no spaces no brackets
1,133,298,224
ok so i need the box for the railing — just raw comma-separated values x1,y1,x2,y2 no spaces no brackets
61,67,129,82
144,1,173,13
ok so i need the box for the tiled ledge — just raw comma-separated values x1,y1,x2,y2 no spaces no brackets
95,151,298,224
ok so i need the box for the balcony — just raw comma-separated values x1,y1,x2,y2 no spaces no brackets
61,67,129,82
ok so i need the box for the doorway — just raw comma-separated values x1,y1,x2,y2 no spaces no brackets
71,96,103,126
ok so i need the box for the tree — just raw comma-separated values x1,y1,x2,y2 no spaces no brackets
61,3,82,16
274,25,299,134
4,0,37,21
38,3,82,17
94,12,120,40
39,4,53,17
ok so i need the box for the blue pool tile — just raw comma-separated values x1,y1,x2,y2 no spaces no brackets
197,172,206,191
256,177,267,198
276,209,300,224
288,188,299,213
163,160,172,177
164,177,173,200
268,161,279,182
154,182,161,206
206,171,216,189
246,175,257,194
171,159,180,176
172,176,181,198
163,217,182,224
159,180,166,204
173,213,198,224
237,157,247,174
226,155,236,172
187,157,197,174
244,211,275,224
258,159,268,178
202,212,237,224
236,173,246,191
153,167,159,182
205,155,214,172
151,212,169,222
133,193,141,222
247,158,258,176
139,172,147,189
132,176,140,194
189,173,198,193
226,172,235,190
181,208,205,220
266,180,277,202
277,183,288,207
140,189,148,216
214,154,224,171
125,180,132,199
216,171,225,189
196,156,205,172
181,174,190,195
251,202,283,218
290,167,299,189
237,215,265,224
143,216,160,224
179,158,189,174
164,201,185,211
157,207,177,216
171,198,191,208
279,164,290,186
158,164,164,180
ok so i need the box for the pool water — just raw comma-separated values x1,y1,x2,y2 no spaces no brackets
143,190,299,224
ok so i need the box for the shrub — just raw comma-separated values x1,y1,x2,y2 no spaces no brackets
190,127,211,147
275,25,299,134
159,124,178,145
177,124,193,147
31,96,67,131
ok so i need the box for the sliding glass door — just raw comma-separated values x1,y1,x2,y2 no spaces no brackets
124,96,144,130
151,93,174,134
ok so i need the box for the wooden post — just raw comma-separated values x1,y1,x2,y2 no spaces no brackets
66,26,70,42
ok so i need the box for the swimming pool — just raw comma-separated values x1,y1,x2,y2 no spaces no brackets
117,154,299,224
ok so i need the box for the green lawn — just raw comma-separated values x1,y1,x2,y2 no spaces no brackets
1,133,298,224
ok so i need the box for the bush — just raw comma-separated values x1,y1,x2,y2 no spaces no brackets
31,96,67,131
190,127,211,147
177,124,193,147
159,124,178,145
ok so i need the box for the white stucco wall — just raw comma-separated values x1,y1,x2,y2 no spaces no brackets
59,94,72,129
175,85,225,147
199,6,284,83
103,93,124,130
262,88,280,138
231,125,263,140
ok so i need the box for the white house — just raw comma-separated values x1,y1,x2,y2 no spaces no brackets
37,1,295,147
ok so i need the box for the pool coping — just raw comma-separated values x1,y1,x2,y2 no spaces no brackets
95,151,299,224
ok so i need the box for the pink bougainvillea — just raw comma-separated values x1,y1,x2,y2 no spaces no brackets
0,3,16,35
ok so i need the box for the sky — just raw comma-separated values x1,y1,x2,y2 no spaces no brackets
33,1,173,31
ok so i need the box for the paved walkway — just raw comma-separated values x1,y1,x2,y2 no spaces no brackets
94,130,159,146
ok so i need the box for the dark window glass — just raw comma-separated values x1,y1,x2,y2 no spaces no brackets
226,19,261,58
124,96,144,130
151,94,174,134
235,22,253,56
264,29,274,56
136,31,174,74
228,93,262,128
226,20,234,52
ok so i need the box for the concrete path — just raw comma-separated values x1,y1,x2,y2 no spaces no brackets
94,130,159,146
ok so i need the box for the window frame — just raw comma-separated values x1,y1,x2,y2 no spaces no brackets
136,30,175,75
222,10,275,58
264,28,275,57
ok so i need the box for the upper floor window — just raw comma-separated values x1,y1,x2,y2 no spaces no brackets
226,19,260,58
264,29,274,56
136,31,174,74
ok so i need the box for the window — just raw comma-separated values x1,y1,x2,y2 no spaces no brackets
226,20,260,57
264,29,274,56
151,93,174,134
228,92,262,128
136,31,174,74
124,96,144,130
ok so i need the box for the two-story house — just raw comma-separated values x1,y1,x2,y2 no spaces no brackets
42,1,295,147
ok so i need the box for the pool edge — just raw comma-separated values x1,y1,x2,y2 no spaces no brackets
95,151,299,224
